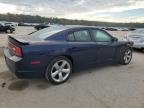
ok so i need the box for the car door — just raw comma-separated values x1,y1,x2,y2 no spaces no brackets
90,29,116,63
67,29,99,68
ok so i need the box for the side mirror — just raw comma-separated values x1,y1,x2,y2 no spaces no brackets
112,37,118,42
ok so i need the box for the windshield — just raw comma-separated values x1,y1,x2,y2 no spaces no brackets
29,26,66,39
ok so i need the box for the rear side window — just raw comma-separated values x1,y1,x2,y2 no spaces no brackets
67,33,75,41
67,30,91,42
91,30,112,42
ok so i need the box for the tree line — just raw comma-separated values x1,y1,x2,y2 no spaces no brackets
0,13,144,28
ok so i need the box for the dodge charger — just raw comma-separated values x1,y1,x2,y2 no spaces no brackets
4,25,133,84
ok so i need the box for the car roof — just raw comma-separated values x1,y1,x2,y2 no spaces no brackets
29,25,102,40
60,25,98,30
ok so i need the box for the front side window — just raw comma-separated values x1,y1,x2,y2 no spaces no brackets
92,30,112,42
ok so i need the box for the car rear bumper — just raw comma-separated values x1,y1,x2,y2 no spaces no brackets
4,48,44,78
4,48,22,73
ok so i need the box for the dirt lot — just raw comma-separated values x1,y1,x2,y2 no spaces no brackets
1,27,144,108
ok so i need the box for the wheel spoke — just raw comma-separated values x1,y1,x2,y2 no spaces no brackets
125,58,128,63
127,55,131,58
61,69,70,73
52,71,59,78
127,50,131,54
124,56,126,60
60,61,67,68
58,72,63,81
54,63,60,70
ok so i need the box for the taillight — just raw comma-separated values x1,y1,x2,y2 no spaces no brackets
8,42,22,57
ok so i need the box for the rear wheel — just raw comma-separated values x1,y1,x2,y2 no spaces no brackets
119,48,132,65
45,56,72,84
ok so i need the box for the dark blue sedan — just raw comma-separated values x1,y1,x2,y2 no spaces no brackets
4,25,133,84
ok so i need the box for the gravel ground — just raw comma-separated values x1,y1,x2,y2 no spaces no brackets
1,27,144,108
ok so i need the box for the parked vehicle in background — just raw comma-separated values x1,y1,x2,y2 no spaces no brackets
18,22,39,26
105,27,118,31
123,29,144,50
34,23,50,30
0,22,15,33
4,25,133,84
129,28,136,31
120,28,129,31
5,22,15,27
34,23,62,30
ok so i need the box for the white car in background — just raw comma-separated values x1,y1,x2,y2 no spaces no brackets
123,29,144,50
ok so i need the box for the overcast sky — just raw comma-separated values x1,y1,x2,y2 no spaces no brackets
0,0,144,22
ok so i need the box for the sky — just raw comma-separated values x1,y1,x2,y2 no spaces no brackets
0,0,144,23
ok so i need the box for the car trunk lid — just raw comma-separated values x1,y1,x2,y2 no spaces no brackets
8,35,29,45
8,35,44,56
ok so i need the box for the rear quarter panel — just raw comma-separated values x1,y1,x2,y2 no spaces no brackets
21,42,70,75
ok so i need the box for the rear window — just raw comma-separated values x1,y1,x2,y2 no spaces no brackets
74,30,91,41
29,26,66,39
67,33,75,41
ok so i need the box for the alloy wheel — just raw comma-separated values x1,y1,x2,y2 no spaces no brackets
124,49,132,64
51,60,71,83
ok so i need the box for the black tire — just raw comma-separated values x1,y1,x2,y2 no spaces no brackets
45,56,72,84
119,47,132,65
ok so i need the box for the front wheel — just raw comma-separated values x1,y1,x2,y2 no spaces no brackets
119,48,132,65
45,56,72,84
